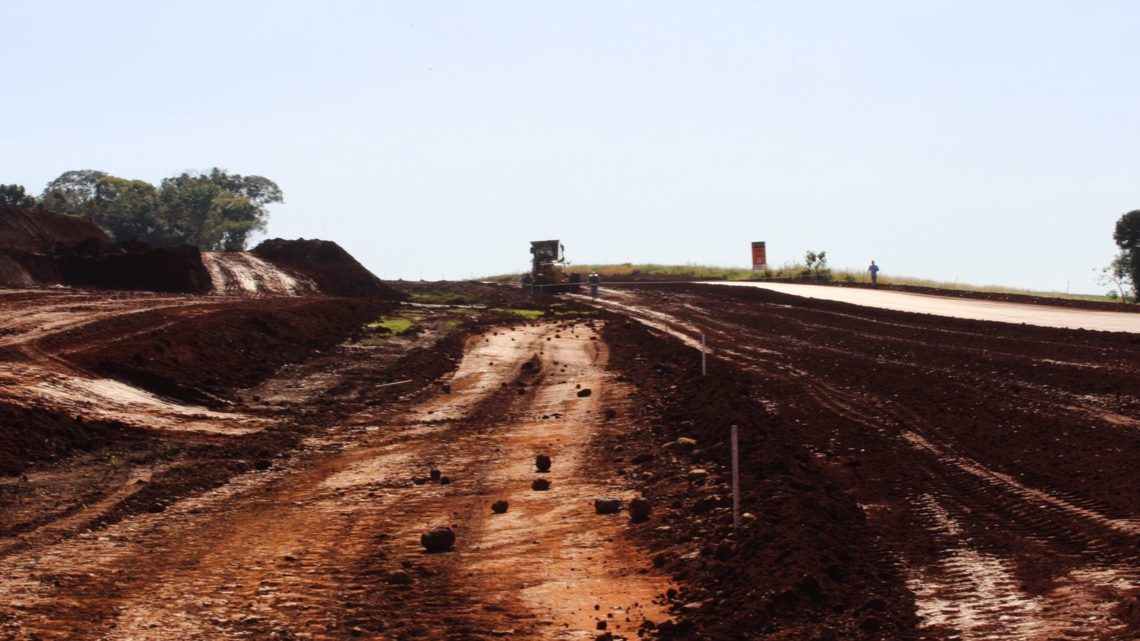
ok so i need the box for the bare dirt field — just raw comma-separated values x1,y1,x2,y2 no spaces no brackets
1,278,1137,641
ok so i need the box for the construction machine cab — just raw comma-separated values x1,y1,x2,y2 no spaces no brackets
529,240,580,295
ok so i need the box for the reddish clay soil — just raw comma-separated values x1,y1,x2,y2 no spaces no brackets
1,277,1137,641
591,283,1140,640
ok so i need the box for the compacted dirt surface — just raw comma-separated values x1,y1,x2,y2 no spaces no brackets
1,277,1138,641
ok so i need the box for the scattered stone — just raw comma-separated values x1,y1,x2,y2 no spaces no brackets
682,601,703,612
283,554,298,562
420,526,456,552
535,454,552,472
412,477,427,485
629,496,652,523
862,596,887,612
687,468,709,482
429,468,441,481
594,497,623,514
691,495,724,515
254,459,272,471
441,383,451,394
531,478,551,491
631,453,654,465
385,569,413,585
714,540,735,561
576,388,592,398
596,620,607,630
674,437,698,452
491,500,509,514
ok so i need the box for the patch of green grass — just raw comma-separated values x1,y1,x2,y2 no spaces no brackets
404,288,485,305
490,307,546,320
367,317,415,335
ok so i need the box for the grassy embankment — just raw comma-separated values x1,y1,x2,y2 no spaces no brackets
489,263,1119,303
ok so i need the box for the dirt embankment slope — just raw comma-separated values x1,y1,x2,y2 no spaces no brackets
0,206,401,298
252,238,402,299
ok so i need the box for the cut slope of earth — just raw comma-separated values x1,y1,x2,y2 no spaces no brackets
252,238,403,299
0,206,398,298
201,251,319,296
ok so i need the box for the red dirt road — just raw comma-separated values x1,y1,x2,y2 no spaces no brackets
0,290,669,640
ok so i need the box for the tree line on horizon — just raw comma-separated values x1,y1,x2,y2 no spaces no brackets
0,169,281,252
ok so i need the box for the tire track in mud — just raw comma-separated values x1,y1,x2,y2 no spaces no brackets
599,287,1140,641
0,320,669,641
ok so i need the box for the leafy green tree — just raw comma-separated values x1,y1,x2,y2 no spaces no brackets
37,168,280,250
803,250,831,280
39,170,108,214
1114,210,1140,299
1096,253,1133,302
0,184,37,208
90,177,163,243
158,169,279,250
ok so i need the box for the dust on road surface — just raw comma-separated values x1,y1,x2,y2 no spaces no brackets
708,282,1140,333
0,320,670,640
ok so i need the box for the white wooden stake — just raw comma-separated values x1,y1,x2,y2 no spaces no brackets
731,424,740,534
701,333,707,376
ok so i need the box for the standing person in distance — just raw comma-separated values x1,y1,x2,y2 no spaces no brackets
587,272,600,299
868,260,880,286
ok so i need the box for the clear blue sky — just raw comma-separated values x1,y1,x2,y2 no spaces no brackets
4,1,1138,293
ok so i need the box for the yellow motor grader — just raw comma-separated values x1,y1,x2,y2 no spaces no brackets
529,240,581,294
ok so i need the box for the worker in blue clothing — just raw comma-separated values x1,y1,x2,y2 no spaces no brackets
868,260,880,285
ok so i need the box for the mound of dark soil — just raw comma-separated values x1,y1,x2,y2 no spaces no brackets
0,402,149,477
601,317,918,640
0,205,110,253
0,205,212,293
58,241,212,294
0,206,111,288
252,238,402,299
